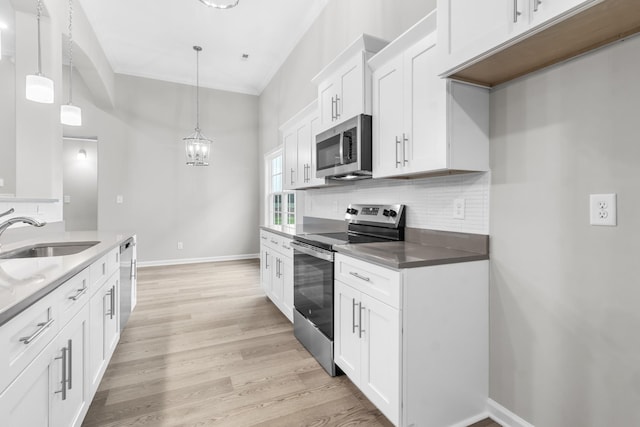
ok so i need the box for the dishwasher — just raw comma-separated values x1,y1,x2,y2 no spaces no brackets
119,236,137,331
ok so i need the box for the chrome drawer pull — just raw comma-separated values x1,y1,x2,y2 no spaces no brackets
19,318,54,345
69,285,88,301
349,272,371,282
55,346,68,400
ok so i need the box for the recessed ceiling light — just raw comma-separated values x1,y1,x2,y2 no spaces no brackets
241,53,249,60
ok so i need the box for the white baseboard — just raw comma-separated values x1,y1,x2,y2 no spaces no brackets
450,412,491,427
487,399,535,427
137,253,259,267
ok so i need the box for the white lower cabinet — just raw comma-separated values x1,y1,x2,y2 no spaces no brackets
88,273,120,395
0,246,123,427
334,253,489,427
0,304,90,427
259,230,294,322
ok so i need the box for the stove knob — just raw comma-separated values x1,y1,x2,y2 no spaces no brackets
346,208,358,215
389,210,397,218
383,209,390,217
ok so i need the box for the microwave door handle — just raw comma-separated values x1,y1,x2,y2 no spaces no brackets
339,133,344,165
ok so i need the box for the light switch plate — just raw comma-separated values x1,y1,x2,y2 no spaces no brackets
116,195,124,204
64,195,71,204
590,193,616,226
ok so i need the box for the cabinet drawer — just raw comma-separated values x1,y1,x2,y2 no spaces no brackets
335,254,401,308
279,238,293,258
0,288,60,392
58,267,91,325
106,247,120,278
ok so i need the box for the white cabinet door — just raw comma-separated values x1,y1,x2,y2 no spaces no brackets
283,130,297,190
104,277,120,360
53,305,90,427
372,55,405,178
438,0,513,74
307,114,324,187
404,33,447,173
88,282,107,394
259,241,271,295
360,293,400,426
334,281,362,384
528,0,599,28
338,54,364,122
296,121,311,187
319,79,338,129
270,256,284,309
0,339,54,427
281,255,294,322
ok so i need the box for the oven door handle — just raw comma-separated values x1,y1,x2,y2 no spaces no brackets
290,241,334,262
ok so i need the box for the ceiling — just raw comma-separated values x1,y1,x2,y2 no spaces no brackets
77,0,329,95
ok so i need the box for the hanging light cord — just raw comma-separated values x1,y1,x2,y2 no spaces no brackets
36,0,43,75
194,46,202,132
68,0,74,104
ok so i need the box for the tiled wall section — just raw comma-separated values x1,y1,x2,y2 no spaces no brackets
0,200,63,226
303,172,490,235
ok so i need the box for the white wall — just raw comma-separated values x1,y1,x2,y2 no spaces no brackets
490,36,640,426
258,0,437,224
0,56,16,196
90,74,260,264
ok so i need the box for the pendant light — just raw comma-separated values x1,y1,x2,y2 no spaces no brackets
183,46,212,166
61,0,81,126
198,0,240,9
26,0,54,103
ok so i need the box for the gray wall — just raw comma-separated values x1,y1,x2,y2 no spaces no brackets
0,57,16,195
258,0,437,223
490,36,640,426
66,68,260,263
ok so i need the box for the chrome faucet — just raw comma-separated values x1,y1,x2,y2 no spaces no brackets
0,208,47,249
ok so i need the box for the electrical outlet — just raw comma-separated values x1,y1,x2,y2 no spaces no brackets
590,193,616,226
64,195,71,204
177,242,184,250
453,198,465,219
116,195,124,204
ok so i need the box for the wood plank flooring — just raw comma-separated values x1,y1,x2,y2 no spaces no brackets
82,259,500,427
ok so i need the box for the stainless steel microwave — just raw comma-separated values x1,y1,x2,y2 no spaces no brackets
315,114,372,180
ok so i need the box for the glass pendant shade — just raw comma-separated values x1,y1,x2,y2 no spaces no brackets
61,104,82,126
198,0,239,9
183,129,211,166
26,74,54,103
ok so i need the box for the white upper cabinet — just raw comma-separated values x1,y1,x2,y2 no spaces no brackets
370,11,489,179
438,0,602,80
281,101,332,190
312,35,388,133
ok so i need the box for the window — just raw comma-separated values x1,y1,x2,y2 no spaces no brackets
266,149,295,227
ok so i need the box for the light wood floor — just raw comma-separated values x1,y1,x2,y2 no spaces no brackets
82,259,500,427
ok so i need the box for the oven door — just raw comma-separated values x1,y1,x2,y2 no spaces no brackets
291,241,334,339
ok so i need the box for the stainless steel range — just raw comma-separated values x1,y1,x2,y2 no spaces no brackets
291,204,405,376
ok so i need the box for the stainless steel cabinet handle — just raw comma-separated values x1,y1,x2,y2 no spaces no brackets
260,236,267,240
290,168,295,185
19,318,54,345
331,96,336,121
335,95,341,119
270,239,278,245
349,271,371,282
131,259,137,281
67,339,73,390
358,303,364,338
513,0,522,22
111,285,116,320
534,0,542,12
395,136,401,167
264,252,269,269
352,298,358,334
55,347,68,400
69,284,87,301
403,133,409,164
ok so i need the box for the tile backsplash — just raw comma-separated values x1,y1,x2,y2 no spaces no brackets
303,172,490,235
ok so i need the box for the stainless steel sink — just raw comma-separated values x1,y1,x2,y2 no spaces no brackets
0,241,100,259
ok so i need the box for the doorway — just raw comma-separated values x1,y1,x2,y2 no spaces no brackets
62,137,98,231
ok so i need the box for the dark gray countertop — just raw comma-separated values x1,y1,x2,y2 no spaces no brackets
334,241,489,269
0,231,134,326
259,225,299,239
